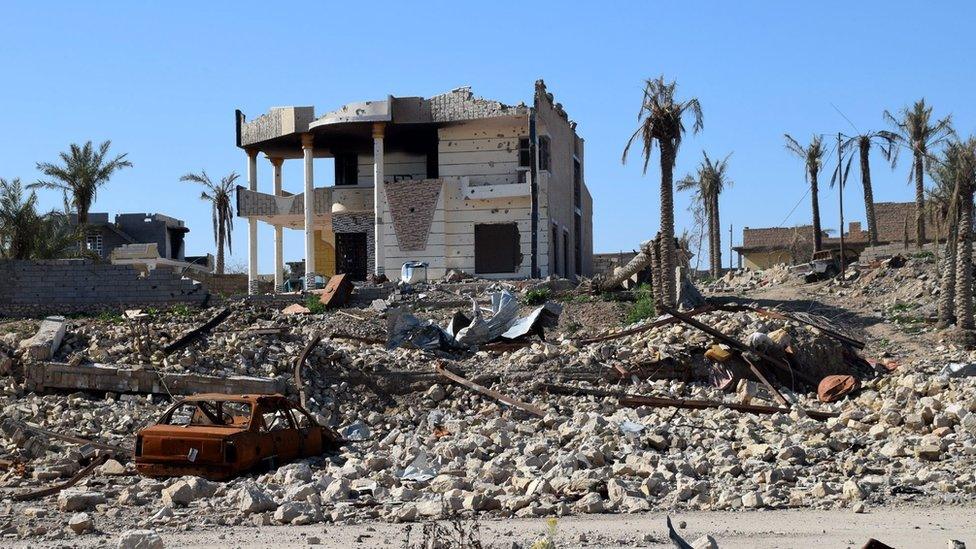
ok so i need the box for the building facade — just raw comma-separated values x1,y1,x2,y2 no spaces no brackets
733,202,934,270
71,212,212,272
235,81,593,292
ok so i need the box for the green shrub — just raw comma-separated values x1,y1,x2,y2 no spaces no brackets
169,304,192,317
524,288,551,305
306,293,326,314
626,283,655,324
96,311,124,324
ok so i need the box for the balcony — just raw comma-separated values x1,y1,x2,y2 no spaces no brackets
459,175,530,200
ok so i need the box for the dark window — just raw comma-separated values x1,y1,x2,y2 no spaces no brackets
518,137,531,168
573,158,582,207
475,223,521,274
563,229,570,279
335,154,358,186
574,213,582,276
538,136,551,171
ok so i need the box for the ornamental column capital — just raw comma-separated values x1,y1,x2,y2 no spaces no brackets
301,133,314,149
372,122,386,139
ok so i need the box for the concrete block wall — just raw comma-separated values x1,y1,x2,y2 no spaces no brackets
0,259,209,317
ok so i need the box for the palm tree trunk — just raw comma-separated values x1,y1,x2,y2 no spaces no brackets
955,190,974,330
810,167,823,253
938,220,958,327
596,240,652,292
914,153,926,248
651,233,663,305
711,192,721,277
77,209,88,255
860,143,879,246
659,142,677,306
216,217,225,275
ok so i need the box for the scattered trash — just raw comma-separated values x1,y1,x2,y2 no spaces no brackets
940,362,976,378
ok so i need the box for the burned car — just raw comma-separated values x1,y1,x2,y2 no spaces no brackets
135,393,340,480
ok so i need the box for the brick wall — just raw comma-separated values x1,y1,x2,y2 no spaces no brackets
192,272,250,296
0,259,209,317
385,179,442,251
429,87,527,122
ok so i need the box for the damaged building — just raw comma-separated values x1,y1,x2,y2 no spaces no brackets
235,80,594,292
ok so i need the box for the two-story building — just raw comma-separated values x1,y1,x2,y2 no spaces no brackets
235,80,593,292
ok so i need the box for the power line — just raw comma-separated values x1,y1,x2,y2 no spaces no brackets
777,185,810,227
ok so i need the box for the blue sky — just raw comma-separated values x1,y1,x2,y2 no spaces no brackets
2,2,974,272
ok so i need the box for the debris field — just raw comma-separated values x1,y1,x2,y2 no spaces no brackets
2,268,976,546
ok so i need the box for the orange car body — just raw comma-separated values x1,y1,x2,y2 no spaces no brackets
135,393,340,480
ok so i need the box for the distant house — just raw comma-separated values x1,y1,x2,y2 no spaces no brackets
71,212,213,273
733,201,935,270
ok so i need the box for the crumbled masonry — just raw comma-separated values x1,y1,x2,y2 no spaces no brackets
2,260,976,543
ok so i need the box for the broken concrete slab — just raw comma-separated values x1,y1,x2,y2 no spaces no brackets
26,361,285,396
19,316,67,360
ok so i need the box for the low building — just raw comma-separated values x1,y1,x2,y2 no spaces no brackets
734,201,934,270
72,212,212,272
234,80,594,291
734,223,868,270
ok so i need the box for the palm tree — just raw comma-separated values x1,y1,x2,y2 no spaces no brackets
0,178,79,259
931,145,963,327
784,134,827,253
0,178,40,259
180,170,239,274
884,100,953,248
951,138,976,331
678,151,733,278
623,76,703,306
29,140,132,253
838,132,900,246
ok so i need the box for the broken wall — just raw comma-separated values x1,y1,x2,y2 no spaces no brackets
0,260,209,317
534,81,592,278
374,117,536,279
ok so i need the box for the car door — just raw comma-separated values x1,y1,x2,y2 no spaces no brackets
290,403,322,457
262,402,301,464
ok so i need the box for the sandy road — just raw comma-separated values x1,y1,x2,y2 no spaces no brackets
18,505,973,548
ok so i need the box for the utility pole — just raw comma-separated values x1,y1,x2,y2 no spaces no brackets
838,132,845,277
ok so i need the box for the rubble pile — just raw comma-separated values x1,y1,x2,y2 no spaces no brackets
3,350,976,539
2,274,976,542
706,264,795,293
831,255,940,306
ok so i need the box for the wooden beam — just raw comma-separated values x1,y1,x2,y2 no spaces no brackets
435,363,545,418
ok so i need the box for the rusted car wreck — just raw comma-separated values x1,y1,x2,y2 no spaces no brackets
135,393,340,480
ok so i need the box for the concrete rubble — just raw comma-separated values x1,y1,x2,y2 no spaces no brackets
0,272,975,544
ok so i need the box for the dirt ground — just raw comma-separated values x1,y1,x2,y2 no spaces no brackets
13,505,973,548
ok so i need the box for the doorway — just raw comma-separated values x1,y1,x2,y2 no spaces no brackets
335,232,368,281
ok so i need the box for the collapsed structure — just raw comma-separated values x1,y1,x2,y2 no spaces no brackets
235,81,594,291
3,251,976,544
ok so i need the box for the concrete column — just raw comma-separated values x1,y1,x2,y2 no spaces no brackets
372,122,386,277
302,133,316,288
246,148,259,295
269,156,284,291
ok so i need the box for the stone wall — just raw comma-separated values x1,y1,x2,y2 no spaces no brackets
593,251,639,276
191,272,250,296
429,87,527,122
0,260,209,318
